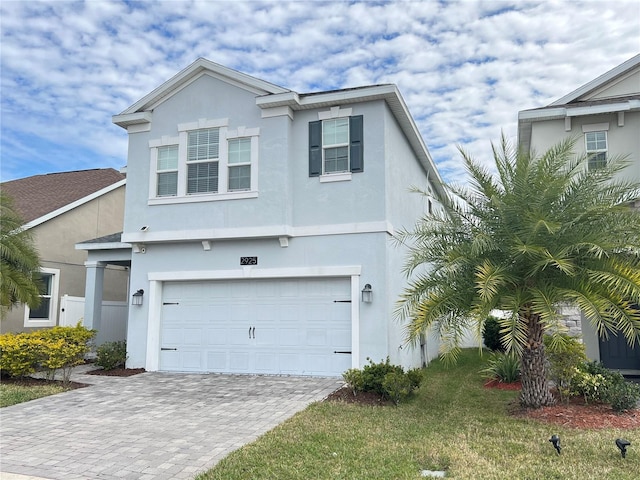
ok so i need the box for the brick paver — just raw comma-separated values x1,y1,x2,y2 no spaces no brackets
0,366,342,480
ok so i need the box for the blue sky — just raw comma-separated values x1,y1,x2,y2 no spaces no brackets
1,0,639,183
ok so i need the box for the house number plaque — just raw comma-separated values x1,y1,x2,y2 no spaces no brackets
240,256,258,266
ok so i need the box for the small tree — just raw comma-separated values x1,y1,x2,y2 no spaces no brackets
0,192,41,317
396,136,640,408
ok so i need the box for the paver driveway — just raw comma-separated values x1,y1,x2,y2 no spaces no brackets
0,365,342,480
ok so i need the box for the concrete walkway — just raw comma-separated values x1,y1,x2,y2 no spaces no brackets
0,365,342,480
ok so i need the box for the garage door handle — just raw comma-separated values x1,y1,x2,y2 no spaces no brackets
334,351,352,354
161,348,177,351
249,327,255,339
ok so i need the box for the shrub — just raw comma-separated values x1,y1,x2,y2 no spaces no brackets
569,368,608,404
342,368,364,396
361,357,405,396
544,334,587,402
96,341,127,371
480,351,520,383
382,371,412,406
0,325,95,385
406,368,425,390
565,361,640,411
607,381,640,413
0,333,44,377
342,359,424,404
482,315,505,351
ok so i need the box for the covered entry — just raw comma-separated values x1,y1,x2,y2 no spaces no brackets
158,277,353,376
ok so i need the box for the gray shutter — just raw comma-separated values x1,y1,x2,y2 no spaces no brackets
309,121,322,177
349,115,363,173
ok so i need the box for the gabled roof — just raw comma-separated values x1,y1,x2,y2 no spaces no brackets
550,53,640,106
1,168,126,227
113,58,290,127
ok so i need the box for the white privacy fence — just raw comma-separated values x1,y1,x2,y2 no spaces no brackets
59,294,128,344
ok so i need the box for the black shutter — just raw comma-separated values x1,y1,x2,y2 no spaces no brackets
349,115,363,173
309,121,322,177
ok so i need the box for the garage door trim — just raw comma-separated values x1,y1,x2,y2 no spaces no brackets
145,265,362,372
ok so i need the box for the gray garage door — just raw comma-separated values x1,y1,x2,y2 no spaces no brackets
159,277,352,376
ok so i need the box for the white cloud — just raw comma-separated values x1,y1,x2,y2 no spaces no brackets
0,0,638,183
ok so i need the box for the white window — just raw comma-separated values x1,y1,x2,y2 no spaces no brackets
156,145,178,196
187,128,219,194
585,131,607,170
322,118,350,174
228,138,251,191
24,267,60,328
149,120,259,204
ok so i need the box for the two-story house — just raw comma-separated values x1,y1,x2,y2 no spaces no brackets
518,54,640,373
83,58,445,376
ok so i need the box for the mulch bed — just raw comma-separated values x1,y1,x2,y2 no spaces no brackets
1,375,88,390
484,379,522,390
85,368,146,377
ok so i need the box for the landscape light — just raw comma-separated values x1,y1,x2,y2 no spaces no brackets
616,438,631,458
549,434,561,455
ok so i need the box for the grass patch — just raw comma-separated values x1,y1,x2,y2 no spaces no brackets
197,350,639,480
0,382,67,407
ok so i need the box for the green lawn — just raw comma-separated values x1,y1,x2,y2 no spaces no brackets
0,382,66,407
196,350,639,480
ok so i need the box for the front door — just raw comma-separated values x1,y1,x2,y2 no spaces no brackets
599,333,640,370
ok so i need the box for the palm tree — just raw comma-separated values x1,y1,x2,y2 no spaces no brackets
0,191,41,317
395,136,640,408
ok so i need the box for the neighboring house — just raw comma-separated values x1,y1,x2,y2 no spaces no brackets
0,169,128,335
518,54,640,373
82,58,446,376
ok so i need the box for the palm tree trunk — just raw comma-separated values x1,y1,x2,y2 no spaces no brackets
519,312,555,408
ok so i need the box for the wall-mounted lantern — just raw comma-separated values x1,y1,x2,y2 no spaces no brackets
132,289,144,306
361,284,373,303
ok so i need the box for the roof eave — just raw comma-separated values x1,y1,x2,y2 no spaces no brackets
22,179,126,231
550,53,640,106
117,58,290,118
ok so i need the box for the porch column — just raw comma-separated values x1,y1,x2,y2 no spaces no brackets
84,261,105,343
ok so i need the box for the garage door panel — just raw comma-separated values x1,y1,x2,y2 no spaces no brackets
159,350,180,370
306,329,328,346
182,351,203,370
206,328,228,346
183,329,204,346
279,328,299,346
229,352,250,371
207,352,226,370
332,353,352,374
277,353,299,373
304,353,329,373
280,305,299,321
254,352,278,373
330,328,351,347
229,327,250,345
161,277,351,375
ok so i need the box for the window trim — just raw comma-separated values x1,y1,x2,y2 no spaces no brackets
24,267,60,328
227,137,252,192
155,144,179,197
309,108,363,180
585,130,608,170
322,117,350,175
149,120,259,203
